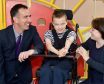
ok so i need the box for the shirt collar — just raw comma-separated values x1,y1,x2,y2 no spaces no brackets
13,26,23,39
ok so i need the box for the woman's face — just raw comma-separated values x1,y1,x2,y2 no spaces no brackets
52,16,67,33
90,28,102,41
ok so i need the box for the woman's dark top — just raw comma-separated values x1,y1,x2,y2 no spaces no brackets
81,38,104,84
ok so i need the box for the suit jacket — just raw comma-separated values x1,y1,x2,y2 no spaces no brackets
0,25,44,84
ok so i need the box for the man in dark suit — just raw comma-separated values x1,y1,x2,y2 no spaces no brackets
0,4,44,84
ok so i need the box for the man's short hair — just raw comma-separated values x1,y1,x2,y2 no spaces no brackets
10,4,28,22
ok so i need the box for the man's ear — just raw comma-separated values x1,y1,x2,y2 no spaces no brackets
13,17,18,23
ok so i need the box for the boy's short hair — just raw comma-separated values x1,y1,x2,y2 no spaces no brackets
52,9,67,21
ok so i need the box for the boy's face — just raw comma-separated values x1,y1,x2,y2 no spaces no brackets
52,15,67,33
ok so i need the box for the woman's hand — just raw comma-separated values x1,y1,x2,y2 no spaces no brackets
76,46,89,61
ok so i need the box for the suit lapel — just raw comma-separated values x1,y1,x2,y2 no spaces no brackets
7,25,16,45
19,29,30,51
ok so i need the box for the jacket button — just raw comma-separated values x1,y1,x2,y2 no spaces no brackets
15,74,18,77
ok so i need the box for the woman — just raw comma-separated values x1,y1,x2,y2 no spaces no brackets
76,18,104,84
